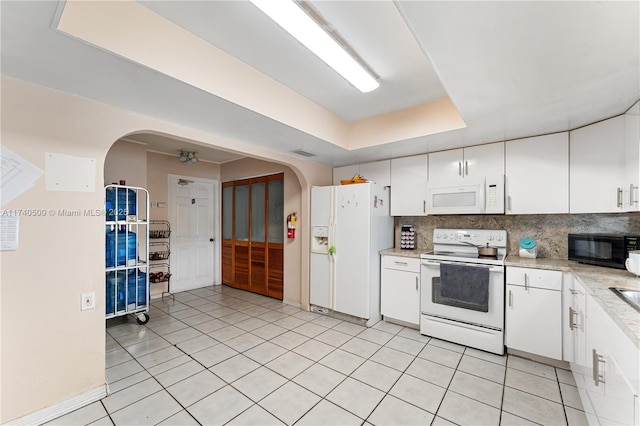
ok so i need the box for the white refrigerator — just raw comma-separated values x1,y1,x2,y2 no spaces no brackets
310,182,393,326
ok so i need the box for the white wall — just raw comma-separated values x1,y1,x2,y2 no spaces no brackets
0,76,331,423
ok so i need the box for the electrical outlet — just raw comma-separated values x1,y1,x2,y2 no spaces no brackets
81,292,95,311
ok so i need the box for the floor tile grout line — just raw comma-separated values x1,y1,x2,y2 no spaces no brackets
99,398,115,425
556,366,572,426
103,336,183,421
496,350,509,426
167,296,401,424
108,288,258,423
105,285,589,426
177,291,333,425
424,344,467,425
358,341,434,425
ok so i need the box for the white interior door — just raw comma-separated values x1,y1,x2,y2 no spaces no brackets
169,177,216,292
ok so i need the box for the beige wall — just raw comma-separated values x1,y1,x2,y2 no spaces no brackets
104,140,148,188
146,151,221,221
0,76,331,423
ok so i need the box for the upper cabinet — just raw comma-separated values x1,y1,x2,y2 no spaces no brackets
625,101,640,211
333,160,390,187
429,142,504,182
390,154,428,216
505,133,569,214
332,164,360,185
570,116,627,213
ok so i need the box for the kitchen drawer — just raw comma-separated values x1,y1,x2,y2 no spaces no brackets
383,255,420,273
506,266,562,291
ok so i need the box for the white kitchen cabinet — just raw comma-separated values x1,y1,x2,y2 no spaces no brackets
333,160,390,187
581,295,639,426
570,115,627,213
390,154,428,216
624,101,640,211
333,164,361,185
381,255,420,326
428,142,504,182
505,267,562,360
505,133,569,214
360,160,391,187
564,275,587,389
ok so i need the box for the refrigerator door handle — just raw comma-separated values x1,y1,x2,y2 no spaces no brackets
329,221,337,309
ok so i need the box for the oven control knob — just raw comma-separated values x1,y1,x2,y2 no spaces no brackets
443,234,448,239
488,236,494,241
496,235,503,241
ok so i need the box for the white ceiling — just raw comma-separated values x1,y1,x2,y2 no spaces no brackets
1,1,638,167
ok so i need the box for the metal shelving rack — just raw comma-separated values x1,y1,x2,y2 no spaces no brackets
105,184,150,325
149,220,173,302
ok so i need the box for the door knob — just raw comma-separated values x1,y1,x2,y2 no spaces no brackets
210,238,214,242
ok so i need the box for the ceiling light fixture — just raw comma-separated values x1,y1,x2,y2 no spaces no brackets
249,0,379,93
179,149,199,164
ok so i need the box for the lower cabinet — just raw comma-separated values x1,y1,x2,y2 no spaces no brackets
510,265,640,425
381,255,420,326
577,294,639,426
564,275,587,384
505,267,562,360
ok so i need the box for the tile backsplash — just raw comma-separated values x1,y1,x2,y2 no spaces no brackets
395,213,640,259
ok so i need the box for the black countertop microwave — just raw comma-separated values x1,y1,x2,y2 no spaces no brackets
568,234,640,269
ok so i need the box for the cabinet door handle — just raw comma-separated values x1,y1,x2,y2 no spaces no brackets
631,183,638,205
423,200,426,214
415,276,419,292
394,261,408,266
508,290,513,308
458,161,462,176
464,160,469,176
592,349,606,386
617,187,623,208
569,306,576,330
569,289,578,295
507,195,512,212
524,273,529,291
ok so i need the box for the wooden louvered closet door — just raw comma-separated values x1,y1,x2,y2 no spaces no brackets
221,173,283,300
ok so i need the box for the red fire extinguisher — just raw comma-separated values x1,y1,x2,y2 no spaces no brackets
287,212,296,239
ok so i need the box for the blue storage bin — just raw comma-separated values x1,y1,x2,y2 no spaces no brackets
105,271,126,315
127,269,148,306
105,228,137,267
105,187,137,221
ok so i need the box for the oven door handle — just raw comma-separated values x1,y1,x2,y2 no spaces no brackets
421,260,504,273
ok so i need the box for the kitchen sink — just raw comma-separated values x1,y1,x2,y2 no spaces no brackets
610,287,640,312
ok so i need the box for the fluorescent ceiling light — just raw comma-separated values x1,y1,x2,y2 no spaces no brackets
250,0,379,93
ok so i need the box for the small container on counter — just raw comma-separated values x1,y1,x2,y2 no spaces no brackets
519,238,537,258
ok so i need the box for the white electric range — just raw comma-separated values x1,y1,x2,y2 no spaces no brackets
420,229,507,355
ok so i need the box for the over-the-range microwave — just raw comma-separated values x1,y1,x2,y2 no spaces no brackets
426,175,505,215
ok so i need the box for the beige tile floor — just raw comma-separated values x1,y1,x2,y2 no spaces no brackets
49,285,589,425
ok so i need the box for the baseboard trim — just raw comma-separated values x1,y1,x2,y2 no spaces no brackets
507,348,570,370
283,299,301,309
8,384,108,426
